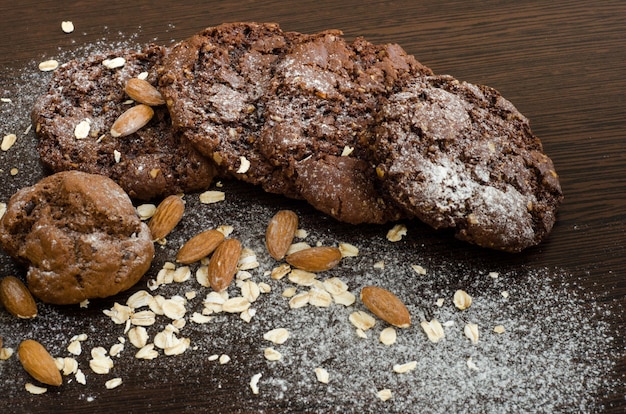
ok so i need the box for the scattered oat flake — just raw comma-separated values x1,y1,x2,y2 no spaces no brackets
208,354,219,361
61,21,74,33
338,242,358,257
103,57,126,69
10,167,18,176
25,383,47,394
263,328,290,345
236,156,251,173
1,97,11,103
464,323,480,344
136,204,156,220
67,340,82,356
113,149,121,163
314,367,330,384
494,325,506,334
393,360,417,374
135,343,158,360
380,327,397,346
222,297,251,313
105,378,123,390
420,319,445,343
333,290,356,306
0,347,13,360
75,369,86,385
38,59,59,71
110,343,124,357
79,299,89,308
386,224,407,242
373,260,385,269
436,298,445,307
264,347,282,361
453,289,473,310
219,354,231,364
377,389,393,401
501,291,510,298
250,373,262,395
341,145,354,156
1,133,17,151
467,357,480,371
489,271,500,279
349,311,376,331
199,190,225,204
411,264,427,275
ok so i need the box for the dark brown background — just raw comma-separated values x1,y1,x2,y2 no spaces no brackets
0,0,624,412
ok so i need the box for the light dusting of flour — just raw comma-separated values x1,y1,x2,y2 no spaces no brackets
0,39,621,413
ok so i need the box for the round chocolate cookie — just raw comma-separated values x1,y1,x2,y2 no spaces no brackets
258,33,431,223
0,171,154,305
374,75,563,252
158,22,298,196
32,44,215,200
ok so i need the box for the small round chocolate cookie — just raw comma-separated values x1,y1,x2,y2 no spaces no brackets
375,75,563,252
0,171,154,305
158,22,297,195
32,44,215,200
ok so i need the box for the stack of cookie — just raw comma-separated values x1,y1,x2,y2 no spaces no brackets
32,22,563,252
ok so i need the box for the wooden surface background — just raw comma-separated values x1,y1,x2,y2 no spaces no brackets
0,0,624,412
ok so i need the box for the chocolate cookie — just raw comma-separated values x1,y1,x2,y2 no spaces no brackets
259,33,431,223
374,75,563,252
0,171,154,305
32,44,215,200
158,22,298,195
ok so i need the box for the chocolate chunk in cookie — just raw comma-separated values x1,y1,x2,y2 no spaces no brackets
33,44,215,200
0,171,154,305
374,75,563,252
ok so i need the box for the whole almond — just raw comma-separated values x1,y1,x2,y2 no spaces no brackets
148,195,185,240
18,339,62,386
176,229,225,264
265,210,298,260
125,78,166,106
360,286,411,328
110,104,154,138
285,246,342,272
0,276,37,319
207,238,242,292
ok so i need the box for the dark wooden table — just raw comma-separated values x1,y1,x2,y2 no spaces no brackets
1,1,624,413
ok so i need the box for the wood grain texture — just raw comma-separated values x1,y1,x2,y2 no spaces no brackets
0,0,624,412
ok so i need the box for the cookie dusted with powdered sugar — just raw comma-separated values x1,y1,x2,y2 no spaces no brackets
374,75,563,252
32,44,215,200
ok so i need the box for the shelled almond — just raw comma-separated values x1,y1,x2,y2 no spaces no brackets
148,195,185,241
176,229,225,264
285,246,342,272
18,339,62,386
265,210,299,260
360,286,411,328
207,238,242,292
0,276,37,319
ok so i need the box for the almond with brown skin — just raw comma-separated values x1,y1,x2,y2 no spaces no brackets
110,104,154,138
176,229,225,264
360,286,411,328
0,276,37,319
285,246,342,272
148,195,185,241
265,210,298,260
207,238,242,292
18,339,62,386
125,78,165,106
